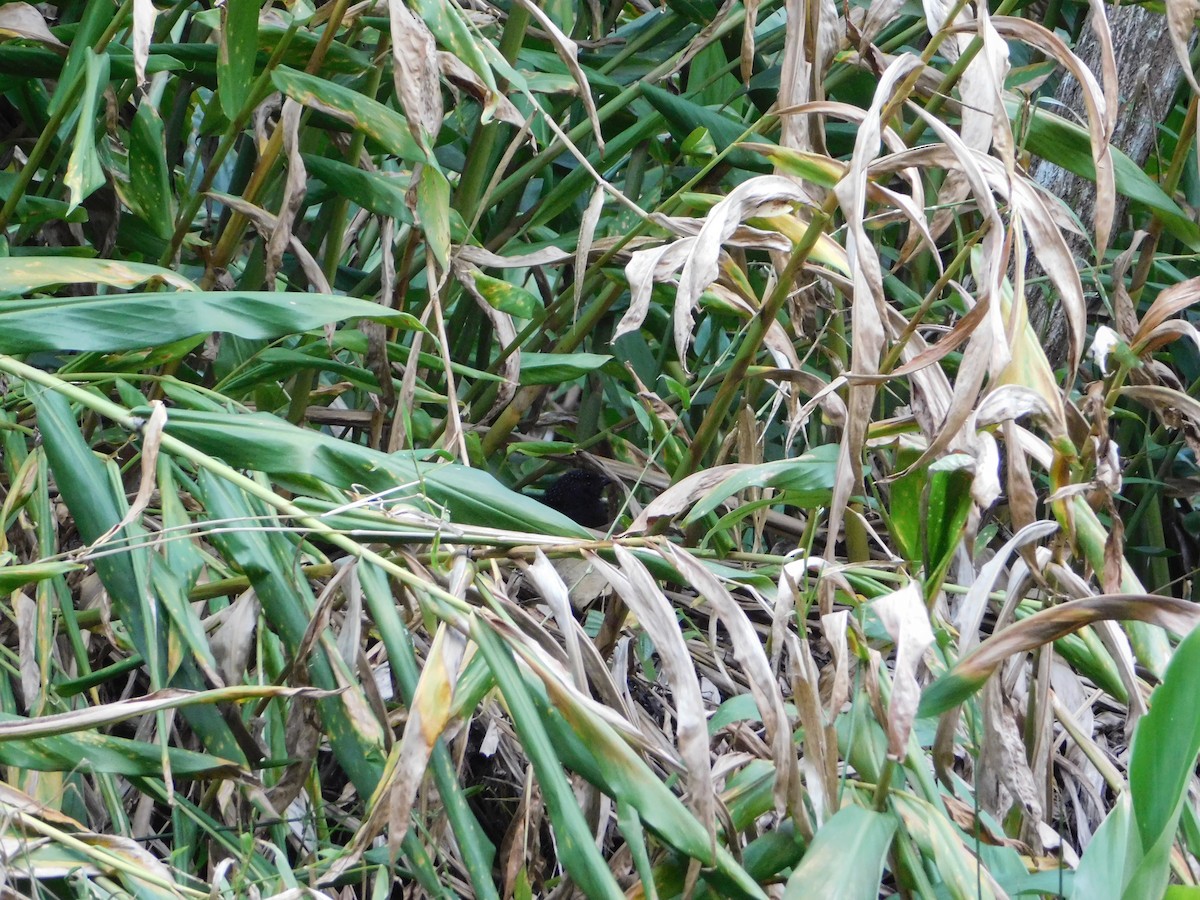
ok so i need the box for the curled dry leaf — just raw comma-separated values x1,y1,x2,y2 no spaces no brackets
990,15,1115,258
662,544,797,820
920,594,1200,717
211,192,332,294
623,464,743,533
872,581,933,760
574,186,605,317
1131,275,1200,352
451,260,519,422
131,0,157,87
826,54,924,590
378,620,467,857
389,0,443,153
510,0,603,152
521,550,587,691
266,100,307,287
438,52,524,127
673,176,809,366
456,244,573,269
590,547,717,848
1166,0,1200,97
0,2,66,48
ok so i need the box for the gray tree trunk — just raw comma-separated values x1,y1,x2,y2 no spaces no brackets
1032,5,1183,361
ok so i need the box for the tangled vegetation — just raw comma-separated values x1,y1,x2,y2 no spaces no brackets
2,0,1200,896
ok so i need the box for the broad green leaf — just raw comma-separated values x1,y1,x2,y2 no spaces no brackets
522,651,767,899
472,269,541,317
742,142,846,187
195,473,388,784
0,710,241,777
64,50,108,212
304,154,413,221
922,453,974,598
885,444,925,566
416,164,450,273
0,257,197,295
45,0,108,117
217,0,259,119
0,291,408,353
0,174,88,228
1124,621,1200,897
784,804,895,900
643,83,770,173
271,66,423,162
0,561,81,593
519,352,613,385
160,408,592,537
214,346,388,397
1071,792,1136,900
31,387,160,671
126,101,175,239
684,443,839,523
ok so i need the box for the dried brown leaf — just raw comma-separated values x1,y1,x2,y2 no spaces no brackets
0,2,65,48
511,0,603,152
592,547,716,845
1131,276,1200,351
131,0,156,87
661,545,797,820
1166,0,1200,96
872,581,933,760
389,0,443,152
990,15,1115,258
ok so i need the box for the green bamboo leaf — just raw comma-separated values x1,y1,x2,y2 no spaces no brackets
1123,621,1200,897
44,0,108,118
520,645,768,898
519,352,613,385
0,174,88,227
271,66,424,163
922,453,974,597
642,83,770,173
683,443,839,523
31,387,159,669
1070,792,1135,900
303,154,413,221
783,805,895,900
884,444,925,566
0,561,82,593
0,257,197,295
416,164,450,273
892,792,1001,899
741,142,846,187
64,50,108,212
126,102,175,239
217,0,259,119
472,269,541,318
0,711,241,777
195,473,388,787
0,291,409,353
160,408,592,536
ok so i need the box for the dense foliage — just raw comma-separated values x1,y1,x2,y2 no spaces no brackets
2,0,1200,896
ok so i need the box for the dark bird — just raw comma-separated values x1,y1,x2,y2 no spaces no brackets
539,469,613,527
